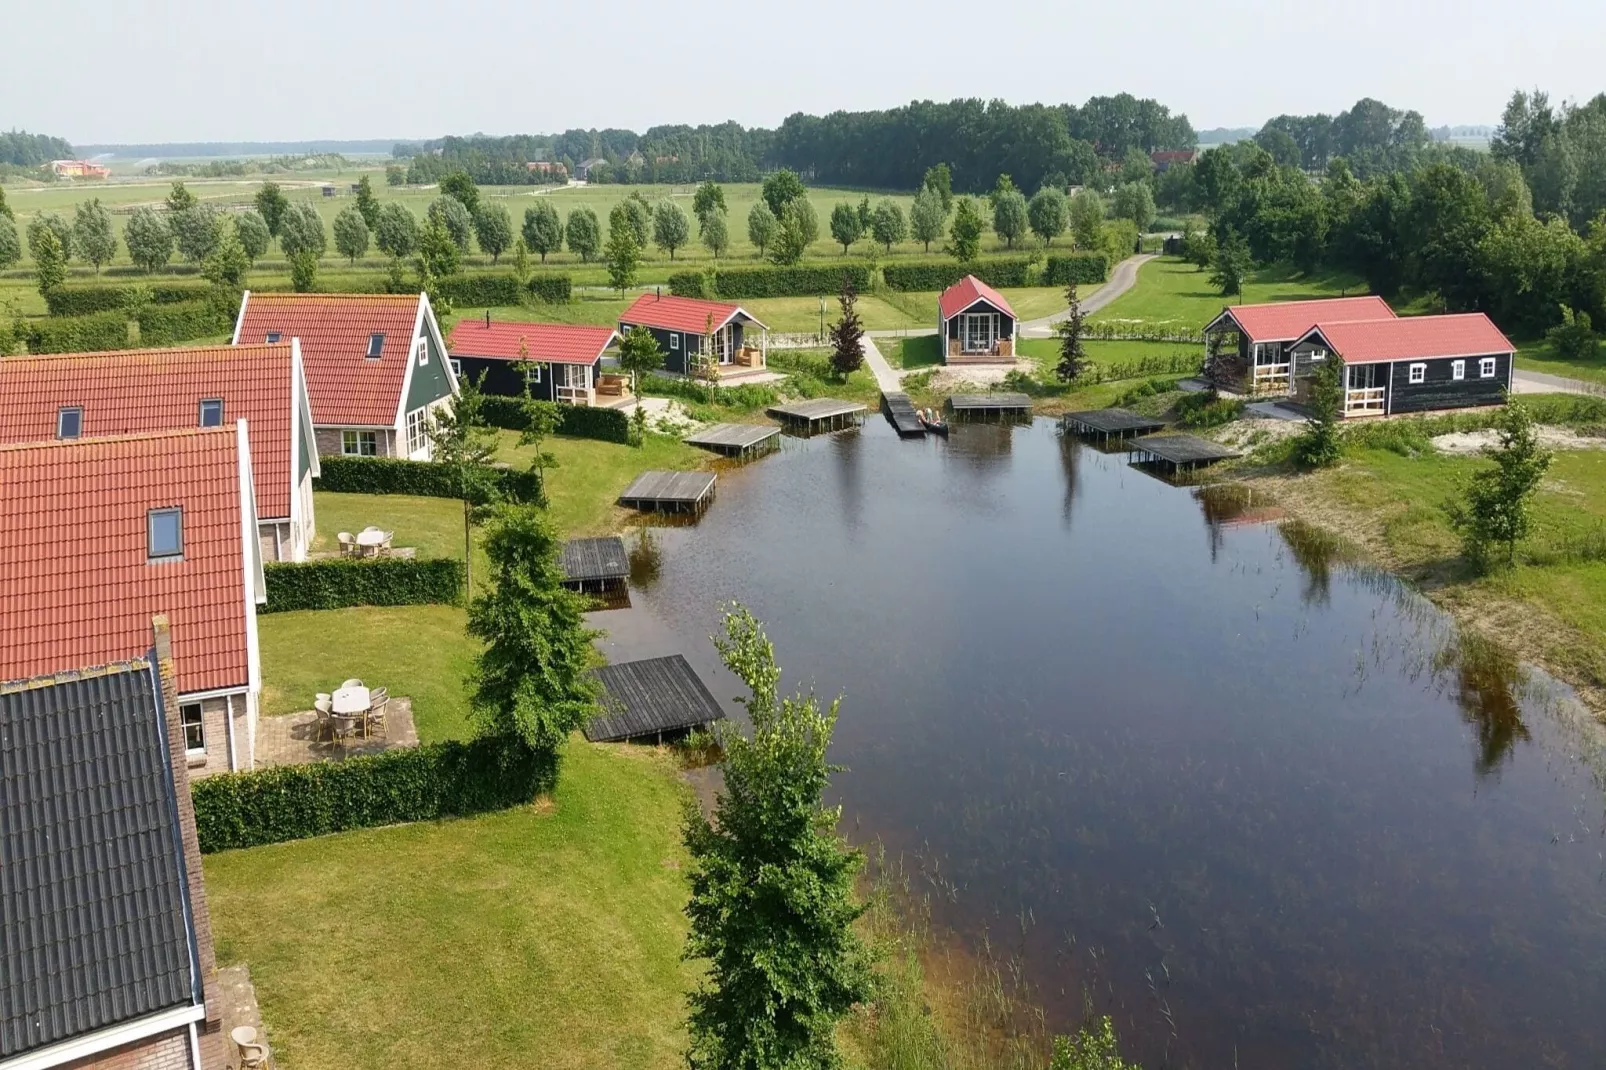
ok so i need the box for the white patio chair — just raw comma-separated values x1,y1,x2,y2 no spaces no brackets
341,678,364,689
366,687,389,738
337,532,356,557
232,1025,270,1069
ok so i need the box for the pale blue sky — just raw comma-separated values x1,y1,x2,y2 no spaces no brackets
6,0,1602,143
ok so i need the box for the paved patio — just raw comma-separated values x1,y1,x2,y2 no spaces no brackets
255,698,419,767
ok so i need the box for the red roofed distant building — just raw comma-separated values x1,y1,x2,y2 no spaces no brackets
619,293,769,378
1288,314,1515,417
0,343,319,561
0,426,266,776
448,318,622,406
938,275,1017,363
1150,150,1197,171
51,158,111,179
1204,296,1396,394
232,292,458,461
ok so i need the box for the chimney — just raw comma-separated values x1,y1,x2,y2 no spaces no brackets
655,286,661,300
485,310,491,328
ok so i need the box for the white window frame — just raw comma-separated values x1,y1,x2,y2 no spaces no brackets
1308,347,1327,363
525,363,544,384
342,430,378,456
416,339,428,365
961,312,996,353
179,701,205,754
405,408,428,456
1479,357,1497,379
1451,360,1465,381
670,333,680,351
1408,363,1426,385
56,406,83,439
450,358,462,378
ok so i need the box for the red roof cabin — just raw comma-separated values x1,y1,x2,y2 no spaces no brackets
232,291,458,462
1203,296,1395,395
0,425,267,777
938,275,1017,363
0,342,319,562
1287,313,1516,417
447,317,625,407
618,293,768,379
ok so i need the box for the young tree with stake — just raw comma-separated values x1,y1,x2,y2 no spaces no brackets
426,372,503,597
1054,283,1089,382
1446,399,1553,569
829,277,865,377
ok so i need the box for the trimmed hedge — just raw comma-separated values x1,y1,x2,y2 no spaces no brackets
667,270,711,298
24,312,131,354
314,455,543,503
136,299,234,345
262,557,464,613
1042,253,1110,286
435,272,524,308
190,737,556,852
527,274,572,303
669,263,874,300
479,394,631,444
882,257,1035,292
44,281,211,317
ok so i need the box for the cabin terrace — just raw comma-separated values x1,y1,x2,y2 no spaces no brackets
1202,296,1395,395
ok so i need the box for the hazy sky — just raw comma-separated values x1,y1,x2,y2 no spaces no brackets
7,0,1604,145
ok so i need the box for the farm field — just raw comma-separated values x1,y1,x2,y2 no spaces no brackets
1092,255,1366,329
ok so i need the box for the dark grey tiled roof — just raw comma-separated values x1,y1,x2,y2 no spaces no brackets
1,662,201,1058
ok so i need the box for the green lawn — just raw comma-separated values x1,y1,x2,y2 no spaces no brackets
204,741,697,1070
1514,338,1606,386
257,604,479,740
498,430,707,536
1016,337,1201,379
1093,255,1365,329
313,492,469,561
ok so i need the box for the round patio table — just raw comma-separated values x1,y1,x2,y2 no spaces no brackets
332,686,370,715
356,529,386,554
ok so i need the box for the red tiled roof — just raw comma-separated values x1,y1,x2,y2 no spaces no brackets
620,293,763,334
0,344,300,519
1303,314,1516,365
447,320,618,365
234,292,422,427
0,428,255,695
939,275,1016,320
1219,296,1395,342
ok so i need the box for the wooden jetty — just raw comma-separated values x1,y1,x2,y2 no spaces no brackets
585,654,727,743
683,422,781,457
767,398,866,434
947,393,1033,420
560,536,629,594
618,470,717,513
1129,433,1241,472
1062,408,1166,441
880,392,926,437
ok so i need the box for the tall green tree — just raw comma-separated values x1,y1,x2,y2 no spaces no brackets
165,181,197,213
1209,228,1252,297
235,209,271,264
27,213,74,263
510,237,531,285
828,202,863,253
617,323,665,395
992,189,1029,249
653,199,690,260
522,202,563,262
870,199,907,253
33,226,66,296
439,169,480,213
1028,186,1068,246
620,193,652,246
72,199,117,273
909,185,946,253
466,504,599,758
747,201,778,258
289,251,319,292
1054,283,1088,382
416,215,460,283
201,223,251,290
254,182,289,237
605,203,642,290
333,205,371,264
947,196,985,261
693,181,726,226
922,162,953,212
769,198,817,265
699,207,729,259
124,207,174,273
171,204,222,264
428,196,474,253
517,393,563,487
353,174,381,228
474,203,513,263
855,195,872,236
828,277,865,377
566,207,602,262
683,607,870,1070
1292,355,1344,469
0,185,12,222
278,202,327,260
0,216,20,271
426,372,503,594
1112,181,1157,232
1446,400,1554,569
374,202,419,260
760,168,806,217
1068,189,1105,251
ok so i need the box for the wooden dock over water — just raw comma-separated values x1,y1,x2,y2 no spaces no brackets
880,392,926,437
683,423,781,457
1130,433,1240,472
585,654,727,742
947,393,1033,420
618,470,717,513
560,536,629,594
767,398,867,434
1063,408,1167,441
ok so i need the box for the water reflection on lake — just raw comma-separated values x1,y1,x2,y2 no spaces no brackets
596,418,1606,1069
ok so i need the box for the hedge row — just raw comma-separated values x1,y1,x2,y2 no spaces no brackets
314,454,543,503
527,274,572,303
479,394,631,444
136,300,234,345
1042,253,1110,286
882,257,1035,292
44,282,212,317
191,737,555,852
670,263,875,300
23,311,131,354
435,273,524,308
262,557,464,613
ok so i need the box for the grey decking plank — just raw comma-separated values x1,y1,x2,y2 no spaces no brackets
767,398,867,421
683,423,782,451
947,393,1033,411
585,654,728,741
1063,408,1167,436
881,392,927,437
618,469,717,505
561,537,629,583
1131,433,1240,464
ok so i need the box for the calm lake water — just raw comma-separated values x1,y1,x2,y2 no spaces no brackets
593,417,1606,1069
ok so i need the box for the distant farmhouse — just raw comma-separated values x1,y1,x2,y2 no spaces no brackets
51,158,110,179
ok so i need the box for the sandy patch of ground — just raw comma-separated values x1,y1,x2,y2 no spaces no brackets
1430,426,1606,455
1215,417,1305,450
615,396,703,433
927,364,1026,390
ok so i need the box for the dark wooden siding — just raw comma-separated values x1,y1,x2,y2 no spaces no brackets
1388,352,1510,414
621,323,686,375
454,356,556,401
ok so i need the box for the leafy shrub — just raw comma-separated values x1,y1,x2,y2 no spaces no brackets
24,311,130,353
1546,309,1599,361
1041,253,1108,286
262,557,464,613
136,299,233,345
190,737,555,853
478,395,631,444
1112,377,1184,407
314,454,543,502
639,372,780,410
882,257,1033,291
527,273,572,303
1174,391,1244,429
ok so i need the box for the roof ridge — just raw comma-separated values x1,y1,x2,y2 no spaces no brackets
1,657,151,694
247,291,420,302
2,342,291,364
0,424,235,454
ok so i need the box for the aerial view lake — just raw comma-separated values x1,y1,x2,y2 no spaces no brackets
595,417,1606,1069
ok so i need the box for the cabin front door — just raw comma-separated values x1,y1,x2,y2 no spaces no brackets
961,312,996,354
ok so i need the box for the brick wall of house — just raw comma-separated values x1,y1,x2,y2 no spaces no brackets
59,1026,193,1070
184,693,248,778
313,427,396,458
257,519,292,563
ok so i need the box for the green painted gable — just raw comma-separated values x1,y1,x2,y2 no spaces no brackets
405,315,455,412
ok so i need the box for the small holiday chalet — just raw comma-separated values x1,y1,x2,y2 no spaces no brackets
1288,313,1515,417
1202,296,1395,395
938,276,1017,362
619,293,768,378
447,318,625,406
233,291,458,460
